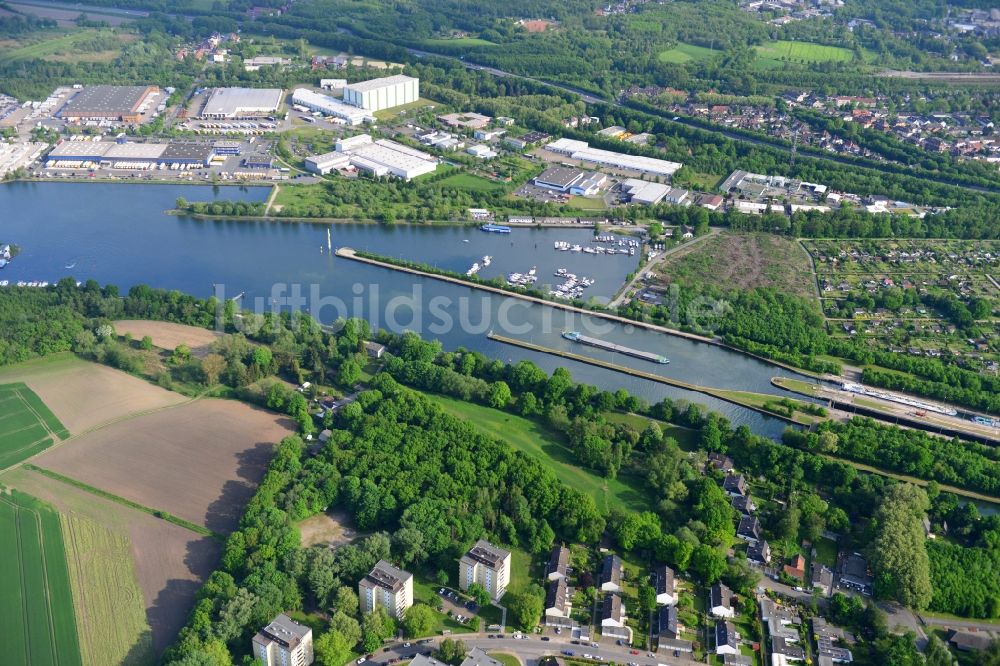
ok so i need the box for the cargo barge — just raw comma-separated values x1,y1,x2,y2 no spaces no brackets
562,330,669,364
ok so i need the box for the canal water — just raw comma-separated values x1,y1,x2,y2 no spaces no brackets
1,181,820,437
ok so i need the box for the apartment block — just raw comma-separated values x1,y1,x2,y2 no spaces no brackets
252,614,314,666
360,560,414,619
459,539,511,601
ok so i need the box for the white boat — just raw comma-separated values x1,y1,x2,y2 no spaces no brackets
571,244,582,252
0,280,8,287
482,255,492,266
466,262,482,276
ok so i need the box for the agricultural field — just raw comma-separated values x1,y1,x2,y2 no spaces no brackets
113,320,221,354
754,39,857,67
61,512,153,666
32,398,295,533
0,27,134,63
657,42,718,64
0,489,82,666
805,239,999,366
0,382,68,470
0,354,186,434
0,465,221,656
653,232,817,299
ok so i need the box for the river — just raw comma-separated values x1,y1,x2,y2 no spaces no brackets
1,181,823,438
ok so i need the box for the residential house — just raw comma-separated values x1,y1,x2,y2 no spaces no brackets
459,648,504,666
600,554,623,593
709,583,735,618
747,540,772,565
946,630,993,652
600,593,631,641
784,554,806,582
737,516,762,544
359,560,413,619
714,620,740,656
811,563,834,596
731,495,756,516
459,540,512,601
252,614,315,666
723,474,748,498
707,452,734,472
652,564,677,605
364,341,386,359
547,545,570,581
654,604,679,639
723,657,752,666
544,578,572,627
836,552,872,595
771,636,805,661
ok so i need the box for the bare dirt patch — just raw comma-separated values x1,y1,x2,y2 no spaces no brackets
656,231,817,299
0,467,221,656
0,355,186,435
33,398,295,534
299,509,360,548
114,320,221,355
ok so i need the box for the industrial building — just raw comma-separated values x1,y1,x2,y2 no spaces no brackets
621,179,688,206
252,614,314,666
439,112,492,129
58,85,161,123
342,75,419,112
45,139,215,169
534,167,607,195
334,135,437,180
291,88,373,126
304,151,350,175
201,87,283,119
546,137,682,178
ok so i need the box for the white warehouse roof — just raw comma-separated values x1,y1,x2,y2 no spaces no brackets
344,74,418,93
291,88,373,125
202,87,283,118
546,137,682,178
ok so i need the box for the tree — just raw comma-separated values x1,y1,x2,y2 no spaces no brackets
330,610,362,647
507,585,545,631
392,527,428,567
434,638,467,666
924,634,956,666
171,344,191,365
488,381,512,409
214,587,256,642
637,580,656,615
361,607,396,652
140,335,154,350
338,359,362,387
467,583,491,607
690,545,726,584
402,603,437,638
332,586,360,617
868,484,933,610
201,353,226,385
314,630,353,666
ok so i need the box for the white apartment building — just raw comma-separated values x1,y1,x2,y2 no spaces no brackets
459,539,511,601
359,560,414,619
343,75,419,112
252,614,314,666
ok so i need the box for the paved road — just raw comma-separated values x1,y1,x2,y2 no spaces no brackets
372,632,697,666
608,228,721,308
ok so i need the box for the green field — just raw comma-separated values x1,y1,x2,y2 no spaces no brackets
657,42,718,64
425,394,652,513
0,490,83,666
568,196,608,211
60,512,153,666
755,40,855,66
437,173,506,193
0,383,69,470
0,28,130,63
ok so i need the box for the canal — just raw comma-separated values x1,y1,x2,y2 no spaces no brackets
1,181,821,437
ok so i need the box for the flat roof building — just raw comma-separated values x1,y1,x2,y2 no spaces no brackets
252,613,314,666
292,88,373,126
348,139,437,180
201,87,283,119
460,539,512,601
359,560,413,619
534,166,586,192
546,137,681,178
58,85,160,123
343,75,419,112
305,151,351,175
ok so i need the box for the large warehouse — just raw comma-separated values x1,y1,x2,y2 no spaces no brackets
46,139,216,168
200,87,284,119
58,85,161,123
334,135,437,180
342,75,419,112
545,137,682,178
290,88,373,126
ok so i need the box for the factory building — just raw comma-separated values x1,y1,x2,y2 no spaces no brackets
201,87,283,119
291,88,373,126
342,75,419,112
57,85,161,123
546,137,682,179
45,139,215,169
304,151,351,175
334,135,437,180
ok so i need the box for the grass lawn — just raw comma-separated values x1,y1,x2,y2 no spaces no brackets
602,412,699,450
813,536,838,568
754,40,855,67
425,394,652,513
568,196,608,211
273,182,329,209
0,382,68,470
490,654,521,666
374,97,440,122
0,28,131,62
657,42,718,63
438,173,506,193
0,490,83,666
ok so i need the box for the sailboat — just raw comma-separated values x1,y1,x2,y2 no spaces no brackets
327,227,332,252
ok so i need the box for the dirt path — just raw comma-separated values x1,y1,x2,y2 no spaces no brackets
263,185,280,216
608,227,721,307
